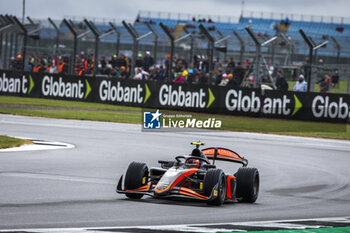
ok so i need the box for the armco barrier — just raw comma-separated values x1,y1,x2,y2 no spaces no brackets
0,70,349,123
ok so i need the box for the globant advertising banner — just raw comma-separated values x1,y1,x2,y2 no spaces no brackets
0,70,349,123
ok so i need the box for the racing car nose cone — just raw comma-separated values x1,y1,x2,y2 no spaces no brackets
157,185,167,190
155,184,169,196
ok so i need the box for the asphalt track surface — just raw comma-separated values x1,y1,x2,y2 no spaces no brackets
0,114,350,230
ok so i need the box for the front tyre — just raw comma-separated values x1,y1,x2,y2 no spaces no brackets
204,169,226,206
236,167,259,203
124,162,148,199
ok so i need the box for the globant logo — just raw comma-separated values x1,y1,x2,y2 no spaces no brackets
142,109,222,131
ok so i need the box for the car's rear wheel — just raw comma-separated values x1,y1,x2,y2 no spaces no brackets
124,162,148,199
203,169,226,205
236,167,259,203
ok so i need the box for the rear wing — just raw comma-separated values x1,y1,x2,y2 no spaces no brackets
202,147,248,167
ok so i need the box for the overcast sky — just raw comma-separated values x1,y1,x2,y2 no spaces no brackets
1,0,349,22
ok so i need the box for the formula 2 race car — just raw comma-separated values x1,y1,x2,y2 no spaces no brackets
116,142,259,205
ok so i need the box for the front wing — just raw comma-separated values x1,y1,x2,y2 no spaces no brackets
116,175,219,201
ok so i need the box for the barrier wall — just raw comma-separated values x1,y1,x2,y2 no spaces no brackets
0,70,349,123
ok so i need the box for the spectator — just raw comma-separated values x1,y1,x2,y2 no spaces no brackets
275,70,289,91
320,75,331,93
173,72,185,83
164,54,171,78
143,51,154,72
213,57,222,70
226,58,235,73
331,70,340,87
109,54,117,68
202,56,209,73
110,68,120,78
119,66,128,79
293,74,307,92
135,53,143,68
133,68,149,80
258,70,264,85
28,55,35,71
100,56,107,70
186,69,194,83
12,55,23,71
175,57,186,72
214,69,223,85
103,64,112,76
192,73,200,84
58,57,68,74
47,60,54,73
233,62,245,85
157,65,167,81
197,70,208,84
227,73,240,87
218,73,229,86
203,73,210,84
179,56,188,69
116,53,127,69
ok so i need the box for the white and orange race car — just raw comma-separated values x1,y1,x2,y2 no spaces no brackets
116,142,259,205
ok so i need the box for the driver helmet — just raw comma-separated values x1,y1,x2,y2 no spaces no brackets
186,158,200,168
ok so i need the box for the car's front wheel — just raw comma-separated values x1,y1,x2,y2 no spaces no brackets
124,162,149,199
203,169,226,205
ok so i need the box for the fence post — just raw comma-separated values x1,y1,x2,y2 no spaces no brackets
299,29,328,92
331,36,341,65
63,19,77,74
246,26,277,88
48,18,60,57
199,24,214,72
146,22,158,64
122,20,138,76
183,27,195,65
11,16,27,71
245,26,261,88
233,31,245,64
84,19,100,75
109,22,120,56
159,22,174,79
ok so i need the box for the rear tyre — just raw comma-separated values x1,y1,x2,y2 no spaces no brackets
203,169,226,206
124,162,148,199
236,167,259,203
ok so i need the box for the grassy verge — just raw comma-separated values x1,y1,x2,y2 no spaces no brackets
0,96,140,112
0,135,32,149
0,96,349,140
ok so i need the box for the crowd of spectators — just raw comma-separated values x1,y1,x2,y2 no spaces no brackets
8,52,340,93
9,51,253,87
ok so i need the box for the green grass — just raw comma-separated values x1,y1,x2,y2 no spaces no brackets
0,135,32,149
288,80,349,93
0,96,141,112
0,96,349,140
0,107,140,124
